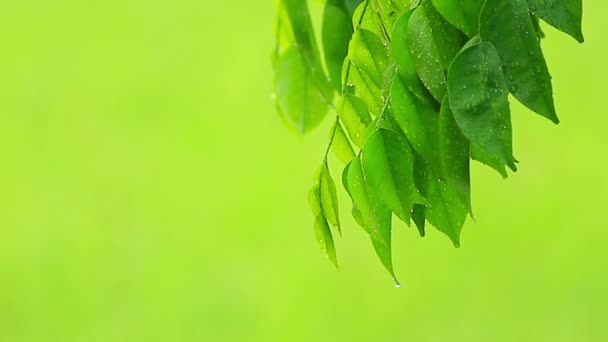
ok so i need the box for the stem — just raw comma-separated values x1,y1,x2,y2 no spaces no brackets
323,116,341,162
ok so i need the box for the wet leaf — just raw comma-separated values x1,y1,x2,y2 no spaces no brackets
527,0,584,43
431,0,484,38
343,157,398,283
323,0,356,90
448,41,517,172
480,0,559,123
408,0,465,101
309,183,338,267
331,121,357,164
362,128,424,225
439,97,472,217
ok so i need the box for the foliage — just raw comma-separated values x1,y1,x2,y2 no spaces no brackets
273,0,583,283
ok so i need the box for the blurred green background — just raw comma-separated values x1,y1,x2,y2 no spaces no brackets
0,1,606,341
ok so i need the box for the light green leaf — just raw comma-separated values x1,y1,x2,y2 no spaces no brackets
527,0,584,43
480,0,559,123
314,215,338,267
309,184,338,267
371,0,410,15
338,94,372,147
391,10,417,82
362,128,424,225
274,47,332,134
391,74,441,173
273,0,334,134
439,97,472,217
348,29,391,94
447,42,517,172
320,163,342,234
331,121,356,164
431,0,484,38
408,0,465,101
343,157,398,283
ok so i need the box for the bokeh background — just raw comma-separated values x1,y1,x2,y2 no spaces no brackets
0,1,606,341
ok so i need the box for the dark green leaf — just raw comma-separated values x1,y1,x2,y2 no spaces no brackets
527,0,584,43
362,128,425,225
412,204,426,237
431,0,484,38
439,97,473,217
471,145,508,178
447,42,517,172
480,0,559,123
391,74,441,174
343,157,398,283
408,0,465,101
414,156,467,247
323,0,355,90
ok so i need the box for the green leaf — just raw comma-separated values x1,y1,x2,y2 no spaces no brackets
338,94,372,147
314,215,338,267
323,0,356,90
342,28,391,118
320,163,341,234
362,128,424,225
371,0,410,15
274,47,332,134
331,121,356,164
391,74,441,174
343,157,398,284
430,0,484,38
527,0,584,43
439,97,472,217
471,145,508,178
412,204,426,237
309,184,338,267
348,29,391,95
391,10,418,82
448,41,517,172
480,0,559,124
273,0,334,134
408,0,465,101
414,155,467,247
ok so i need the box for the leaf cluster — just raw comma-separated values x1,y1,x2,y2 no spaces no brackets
273,0,583,283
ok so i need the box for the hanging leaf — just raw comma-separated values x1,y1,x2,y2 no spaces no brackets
431,0,484,38
343,157,398,284
527,0,584,43
309,183,338,267
439,97,472,217
273,0,585,280
391,75,441,174
273,0,333,134
480,0,558,124
448,41,517,172
323,0,356,90
338,94,372,147
362,128,424,225
331,121,357,164
408,0,465,101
